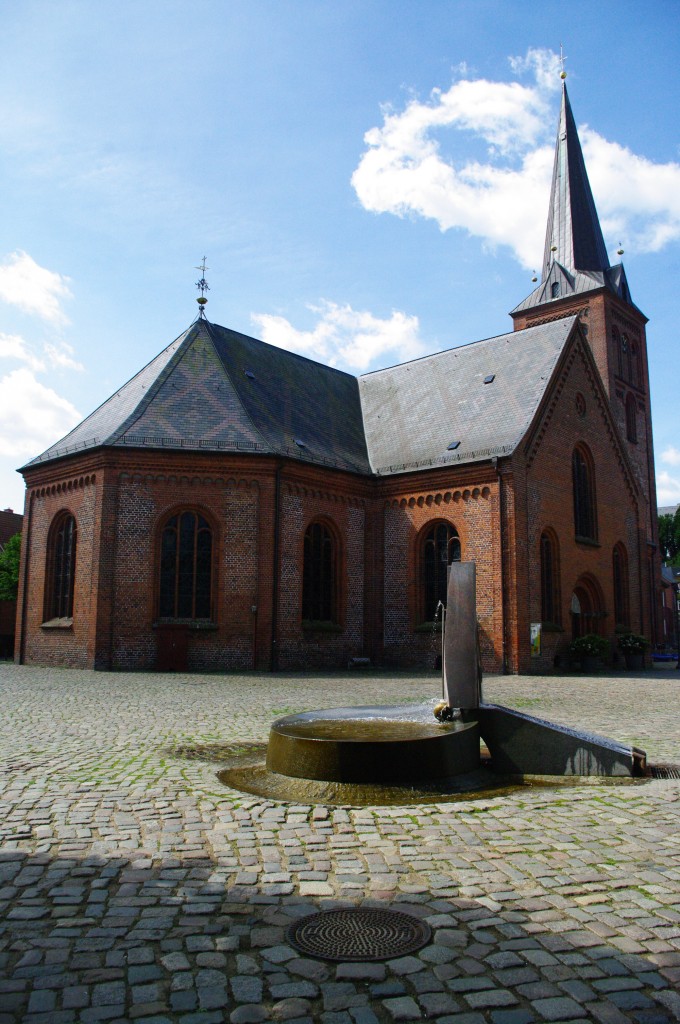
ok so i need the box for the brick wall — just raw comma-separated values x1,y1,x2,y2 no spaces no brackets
17,472,100,668
379,472,503,673
519,334,644,672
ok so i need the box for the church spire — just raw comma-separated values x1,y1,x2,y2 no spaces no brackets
542,83,610,281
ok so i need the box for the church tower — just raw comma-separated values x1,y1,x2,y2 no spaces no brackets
511,81,660,638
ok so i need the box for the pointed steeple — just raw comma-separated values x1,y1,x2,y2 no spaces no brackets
542,83,610,280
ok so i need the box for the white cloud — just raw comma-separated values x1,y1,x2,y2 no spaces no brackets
657,470,680,506
352,50,680,268
252,301,427,372
660,445,680,467
44,341,84,372
0,332,46,372
0,250,72,325
0,368,81,458
509,48,564,93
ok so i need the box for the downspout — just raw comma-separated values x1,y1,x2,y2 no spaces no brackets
18,488,34,665
492,458,508,674
270,462,282,672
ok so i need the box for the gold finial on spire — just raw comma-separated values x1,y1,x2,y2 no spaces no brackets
559,43,568,80
195,257,210,318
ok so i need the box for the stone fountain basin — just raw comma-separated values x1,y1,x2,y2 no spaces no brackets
266,703,480,784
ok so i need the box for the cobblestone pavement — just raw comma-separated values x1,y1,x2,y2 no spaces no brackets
0,663,679,1024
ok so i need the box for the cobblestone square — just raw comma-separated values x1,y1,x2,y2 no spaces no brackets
0,664,678,1022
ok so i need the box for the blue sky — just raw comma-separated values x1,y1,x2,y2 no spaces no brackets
1,0,679,516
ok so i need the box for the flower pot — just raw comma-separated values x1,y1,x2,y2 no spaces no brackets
623,652,644,670
581,655,601,673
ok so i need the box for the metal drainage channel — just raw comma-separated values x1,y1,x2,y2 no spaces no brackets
651,764,680,779
287,908,431,963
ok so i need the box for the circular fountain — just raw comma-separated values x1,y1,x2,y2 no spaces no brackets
266,703,480,784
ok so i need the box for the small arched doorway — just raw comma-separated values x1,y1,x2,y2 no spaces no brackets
571,577,605,640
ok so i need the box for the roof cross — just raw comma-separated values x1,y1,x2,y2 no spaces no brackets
559,43,568,80
195,257,210,318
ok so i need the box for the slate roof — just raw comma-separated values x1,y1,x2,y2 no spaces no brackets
512,85,641,317
543,83,609,278
25,320,371,475
359,317,577,475
24,314,578,480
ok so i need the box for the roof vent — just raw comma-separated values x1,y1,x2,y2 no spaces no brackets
294,439,307,448
447,441,461,451
483,374,495,384
244,369,256,380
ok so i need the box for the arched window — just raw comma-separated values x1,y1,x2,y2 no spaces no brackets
159,511,213,619
572,445,598,542
613,326,622,377
540,530,561,625
621,333,631,382
46,512,77,620
422,522,461,622
302,521,337,623
630,344,640,389
613,543,630,629
625,393,637,443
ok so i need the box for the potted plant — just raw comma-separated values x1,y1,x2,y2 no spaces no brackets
570,633,610,673
617,633,650,670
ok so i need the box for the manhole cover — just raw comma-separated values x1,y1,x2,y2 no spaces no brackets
651,764,680,779
287,907,431,962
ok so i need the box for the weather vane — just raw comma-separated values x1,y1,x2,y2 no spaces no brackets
559,43,568,80
195,257,210,318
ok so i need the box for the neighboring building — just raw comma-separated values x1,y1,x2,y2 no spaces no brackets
14,83,661,674
0,507,22,659
661,565,680,654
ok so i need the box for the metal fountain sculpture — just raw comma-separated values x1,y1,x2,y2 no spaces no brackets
266,563,646,790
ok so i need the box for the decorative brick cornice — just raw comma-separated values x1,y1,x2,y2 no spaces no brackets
284,482,365,507
385,485,492,509
31,474,97,499
119,472,259,491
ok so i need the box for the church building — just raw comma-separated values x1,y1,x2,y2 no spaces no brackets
14,84,661,674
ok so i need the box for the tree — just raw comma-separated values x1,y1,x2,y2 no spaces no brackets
0,532,21,600
659,509,680,566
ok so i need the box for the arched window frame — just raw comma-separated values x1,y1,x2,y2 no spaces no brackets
45,511,77,621
157,509,214,621
625,392,637,443
420,520,462,623
301,519,339,626
612,325,622,377
613,542,630,630
571,575,606,640
630,343,639,389
572,444,598,543
540,529,561,626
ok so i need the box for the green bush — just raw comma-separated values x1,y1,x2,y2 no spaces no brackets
570,633,609,659
617,632,650,653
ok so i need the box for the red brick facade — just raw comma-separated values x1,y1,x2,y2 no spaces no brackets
14,315,659,676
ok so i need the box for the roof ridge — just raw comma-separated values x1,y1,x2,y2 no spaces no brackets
359,315,578,379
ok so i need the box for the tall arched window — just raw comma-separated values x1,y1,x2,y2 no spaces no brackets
572,445,598,542
302,521,337,623
621,333,632,382
540,530,561,625
159,511,213,619
422,522,461,622
630,343,639,389
625,393,637,443
46,512,77,619
613,326,622,377
613,543,630,629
